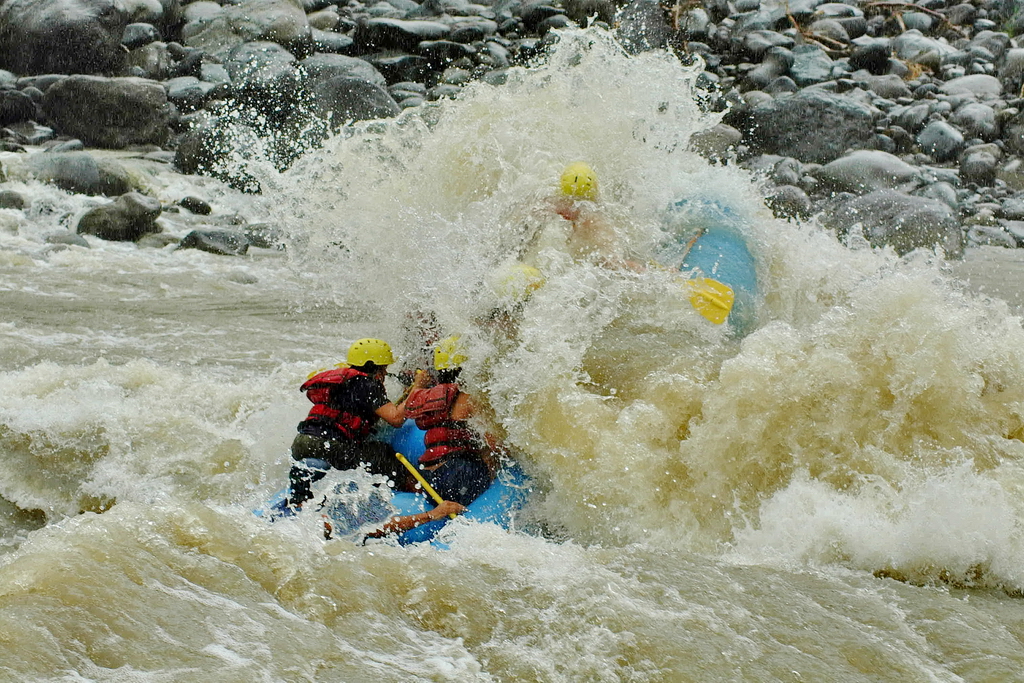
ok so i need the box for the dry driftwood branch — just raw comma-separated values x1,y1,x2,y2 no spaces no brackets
668,0,702,32
863,2,949,23
862,2,968,38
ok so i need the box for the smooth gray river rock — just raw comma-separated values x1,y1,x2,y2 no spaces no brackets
76,191,163,241
41,76,173,148
177,228,250,255
183,0,311,60
0,0,129,75
814,150,922,195
24,152,137,197
917,120,966,163
740,88,877,164
823,189,964,257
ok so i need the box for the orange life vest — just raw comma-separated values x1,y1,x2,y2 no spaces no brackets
405,383,479,465
299,367,376,441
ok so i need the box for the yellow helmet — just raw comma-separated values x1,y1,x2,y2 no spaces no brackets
434,335,467,370
493,263,545,303
559,162,598,201
346,338,395,367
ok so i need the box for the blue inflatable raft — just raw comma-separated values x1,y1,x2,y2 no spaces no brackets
387,420,531,545
256,420,531,547
658,198,759,336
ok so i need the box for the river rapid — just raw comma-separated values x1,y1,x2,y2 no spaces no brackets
3,28,1024,682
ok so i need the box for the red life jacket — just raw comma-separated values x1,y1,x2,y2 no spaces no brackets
299,367,376,441
405,383,479,465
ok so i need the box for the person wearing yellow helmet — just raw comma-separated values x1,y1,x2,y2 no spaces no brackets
432,335,469,371
493,263,546,304
521,162,641,271
559,161,599,201
477,262,546,345
403,336,497,506
286,337,430,509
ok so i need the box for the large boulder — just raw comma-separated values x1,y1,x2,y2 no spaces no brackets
951,102,998,141
960,148,998,187
822,189,963,257
765,184,812,220
310,28,356,55
689,123,743,162
174,116,226,177
938,75,1002,99
854,74,912,100
739,89,877,164
789,45,833,87
24,152,137,197
937,74,1003,98
41,76,173,149
76,192,163,241
365,53,431,85
122,22,160,50
917,120,964,163
0,0,129,75
0,190,27,209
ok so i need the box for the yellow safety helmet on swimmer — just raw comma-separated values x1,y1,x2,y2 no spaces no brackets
434,336,468,370
559,162,598,201
493,263,545,304
346,338,395,367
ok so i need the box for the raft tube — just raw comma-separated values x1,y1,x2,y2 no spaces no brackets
658,198,759,336
255,420,531,547
387,419,531,546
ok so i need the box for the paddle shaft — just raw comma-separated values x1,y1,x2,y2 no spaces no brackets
394,451,458,520
678,227,706,262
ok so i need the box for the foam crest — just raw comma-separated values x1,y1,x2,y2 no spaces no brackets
0,359,297,517
731,462,1024,590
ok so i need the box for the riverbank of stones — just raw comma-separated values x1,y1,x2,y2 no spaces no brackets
0,0,1021,257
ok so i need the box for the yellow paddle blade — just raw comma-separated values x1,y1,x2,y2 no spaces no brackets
686,277,735,325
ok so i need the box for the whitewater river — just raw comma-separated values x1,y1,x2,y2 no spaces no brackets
3,29,1024,682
